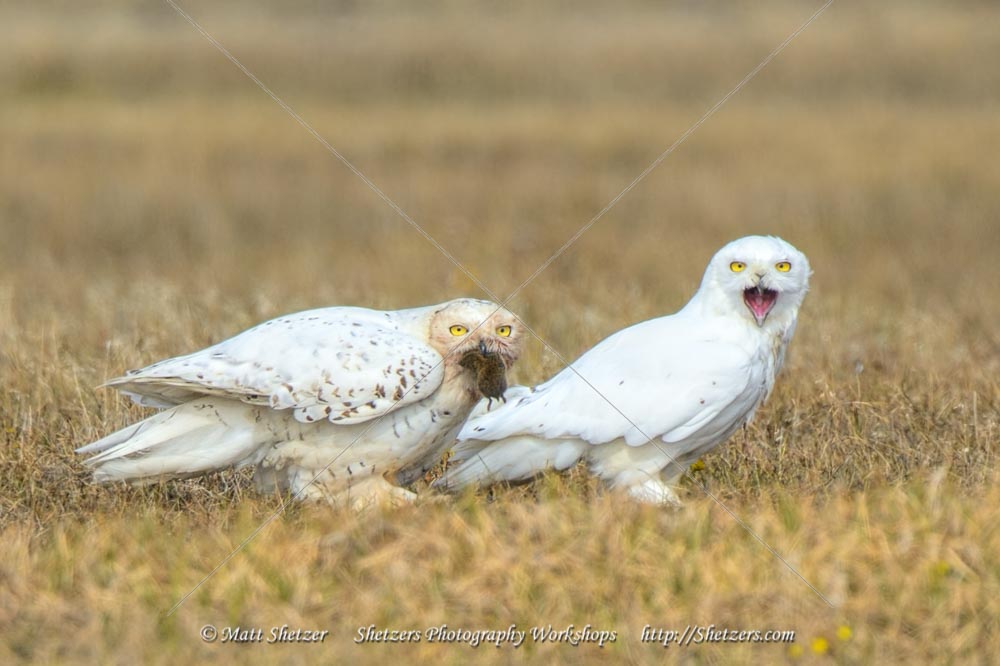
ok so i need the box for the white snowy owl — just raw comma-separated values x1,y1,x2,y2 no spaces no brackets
78,298,524,507
435,236,810,504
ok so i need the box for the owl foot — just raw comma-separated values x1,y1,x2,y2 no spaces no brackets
625,478,683,506
343,476,418,512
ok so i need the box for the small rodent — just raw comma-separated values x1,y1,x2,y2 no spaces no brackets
459,346,508,408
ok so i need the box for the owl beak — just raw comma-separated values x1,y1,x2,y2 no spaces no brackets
474,335,516,368
743,284,778,326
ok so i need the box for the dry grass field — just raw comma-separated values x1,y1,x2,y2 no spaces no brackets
2,0,999,663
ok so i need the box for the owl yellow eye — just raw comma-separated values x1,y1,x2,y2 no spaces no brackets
775,261,791,272
449,325,468,336
730,261,746,272
496,325,512,337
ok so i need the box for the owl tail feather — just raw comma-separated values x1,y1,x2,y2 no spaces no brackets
77,398,271,484
434,435,587,491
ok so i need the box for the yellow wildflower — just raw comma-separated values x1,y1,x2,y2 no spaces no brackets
811,637,829,654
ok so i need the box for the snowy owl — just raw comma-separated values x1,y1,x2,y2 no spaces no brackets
78,298,524,507
435,236,810,504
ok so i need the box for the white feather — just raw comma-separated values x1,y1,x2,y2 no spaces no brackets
102,305,447,425
437,236,811,504
441,434,587,490
81,399,270,483
79,298,525,505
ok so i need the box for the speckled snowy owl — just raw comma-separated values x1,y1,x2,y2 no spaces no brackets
78,298,523,507
436,236,810,504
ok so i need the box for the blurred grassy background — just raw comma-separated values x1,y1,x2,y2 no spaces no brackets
1,0,998,663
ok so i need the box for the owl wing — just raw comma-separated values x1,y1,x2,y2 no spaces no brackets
104,307,444,425
458,315,761,447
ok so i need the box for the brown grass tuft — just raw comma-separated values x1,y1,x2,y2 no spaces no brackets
1,1,998,663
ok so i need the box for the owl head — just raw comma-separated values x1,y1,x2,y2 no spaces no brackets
428,298,525,369
696,235,811,332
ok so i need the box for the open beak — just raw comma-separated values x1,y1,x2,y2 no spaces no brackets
743,284,778,326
